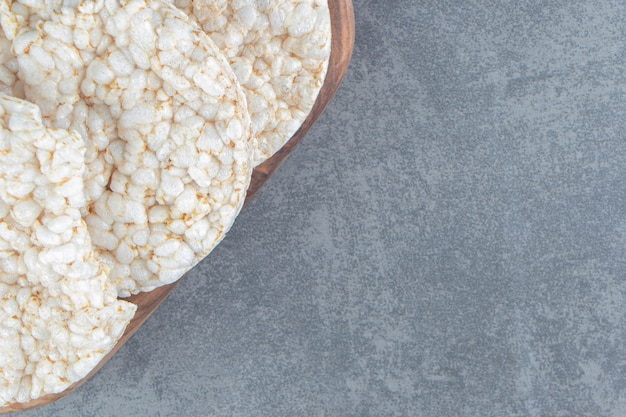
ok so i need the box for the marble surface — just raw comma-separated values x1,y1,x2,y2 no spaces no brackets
20,1,626,416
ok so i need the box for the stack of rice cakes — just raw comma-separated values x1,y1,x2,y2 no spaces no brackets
0,0,331,407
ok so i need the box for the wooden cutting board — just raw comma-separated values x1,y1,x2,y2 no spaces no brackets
2,0,354,413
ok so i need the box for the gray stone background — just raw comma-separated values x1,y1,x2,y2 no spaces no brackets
20,0,626,416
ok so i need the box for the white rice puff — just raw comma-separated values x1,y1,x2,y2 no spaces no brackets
0,93,136,406
174,0,331,165
2,0,254,296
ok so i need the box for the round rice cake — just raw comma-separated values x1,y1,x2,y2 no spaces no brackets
2,0,253,296
0,93,136,406
173,0,331,165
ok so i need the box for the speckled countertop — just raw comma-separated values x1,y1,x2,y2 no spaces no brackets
22,1,626,416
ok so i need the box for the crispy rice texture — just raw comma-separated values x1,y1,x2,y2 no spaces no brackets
2,0,253,296
174,0,331,165
0,93,135,406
